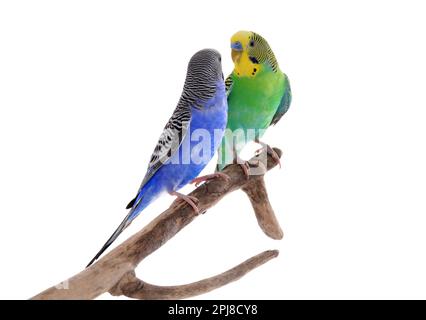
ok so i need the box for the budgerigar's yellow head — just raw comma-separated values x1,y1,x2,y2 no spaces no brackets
230,31,278,77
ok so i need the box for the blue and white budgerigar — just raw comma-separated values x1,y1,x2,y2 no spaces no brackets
87,49,228,267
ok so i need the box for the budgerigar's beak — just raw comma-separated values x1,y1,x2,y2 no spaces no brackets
231,41,243,52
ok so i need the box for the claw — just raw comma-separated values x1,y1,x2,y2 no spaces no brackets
233,156,250,179
191,172,230,187
187,195,199,203
258,146,281,168
268,148,282,169
255,142,281,169
170,191,200,214
239,162,250,178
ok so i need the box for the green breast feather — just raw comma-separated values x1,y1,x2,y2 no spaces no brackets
226,68,286,132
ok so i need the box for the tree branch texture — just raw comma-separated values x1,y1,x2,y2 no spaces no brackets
31,148,283,300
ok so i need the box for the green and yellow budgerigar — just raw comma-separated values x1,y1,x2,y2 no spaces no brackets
217,31,292,172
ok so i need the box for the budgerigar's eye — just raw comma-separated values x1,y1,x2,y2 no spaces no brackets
249,40,255,47
219,57,221,62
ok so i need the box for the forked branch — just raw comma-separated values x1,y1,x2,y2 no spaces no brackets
31,148,283,300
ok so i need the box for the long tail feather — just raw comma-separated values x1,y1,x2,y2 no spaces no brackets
86,212,133,268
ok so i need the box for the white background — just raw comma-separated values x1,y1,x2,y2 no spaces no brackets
1,0,426,300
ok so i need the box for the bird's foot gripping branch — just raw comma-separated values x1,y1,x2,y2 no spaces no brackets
31,147,283,300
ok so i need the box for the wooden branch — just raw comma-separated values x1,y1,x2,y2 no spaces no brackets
243,148,284,240
31,148,283,300
109,250,278,300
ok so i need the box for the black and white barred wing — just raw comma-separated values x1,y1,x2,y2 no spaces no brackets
144,103,191,186
125,104,191,209
225,74,233,97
